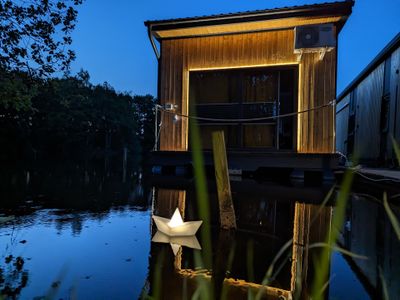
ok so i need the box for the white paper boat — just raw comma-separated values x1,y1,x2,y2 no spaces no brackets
152,208,202,237
152,231,202,255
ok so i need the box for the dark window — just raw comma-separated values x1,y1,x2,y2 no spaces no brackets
189,67,297,150
347,90,357,155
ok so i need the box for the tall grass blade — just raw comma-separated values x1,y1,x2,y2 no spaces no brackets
316,274,336,298
193,251,212,300
189,100,214,298
247,239,255,282
308,243,368,259
379,266,389,300
391,135,400,166
310,168,354,300
247,240,255,300
310,187,335,225
255,239,293,300
151,251,165,300
221,242,236,300
383,192,400,240
189,112,213,270
262,238,293,285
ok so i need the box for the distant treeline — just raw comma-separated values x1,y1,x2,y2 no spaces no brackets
0,69,156,169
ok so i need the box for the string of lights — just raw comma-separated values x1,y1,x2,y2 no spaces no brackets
157,99,336,123
153,99,336,150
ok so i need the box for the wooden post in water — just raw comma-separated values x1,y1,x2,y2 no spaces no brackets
212,131,237,229
122,146,128,183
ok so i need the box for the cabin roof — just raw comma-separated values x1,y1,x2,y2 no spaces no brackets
145,1,354,40
337,32,400,102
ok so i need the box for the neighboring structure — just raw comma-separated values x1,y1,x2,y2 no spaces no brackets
145,1,353,172
336,33,400,166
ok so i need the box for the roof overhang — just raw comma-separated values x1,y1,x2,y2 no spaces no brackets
145,1,354,40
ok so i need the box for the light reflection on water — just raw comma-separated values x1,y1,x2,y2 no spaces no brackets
0,170,399,299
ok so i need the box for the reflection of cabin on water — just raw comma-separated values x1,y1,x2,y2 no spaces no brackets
149,187,333,299
145,1,353,173
148,185,400,299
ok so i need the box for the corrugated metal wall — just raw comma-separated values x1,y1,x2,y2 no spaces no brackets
159,28,337,153
336,44,400,163
354,63,384,160
389,47,400,151
335,95,350,154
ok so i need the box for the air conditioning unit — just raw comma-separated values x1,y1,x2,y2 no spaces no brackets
294,24,336,60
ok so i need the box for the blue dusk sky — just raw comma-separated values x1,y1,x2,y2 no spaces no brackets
70,0,400,97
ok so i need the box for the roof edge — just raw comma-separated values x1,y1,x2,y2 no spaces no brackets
144,1,354,32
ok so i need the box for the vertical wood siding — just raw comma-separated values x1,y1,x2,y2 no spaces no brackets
159,29,336,153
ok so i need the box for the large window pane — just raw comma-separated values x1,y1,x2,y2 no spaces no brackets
189,67,296,150
190,72,233,104
242,70,278,103
244,125,276,148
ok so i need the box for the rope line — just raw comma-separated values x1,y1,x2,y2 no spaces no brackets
158,100,335,123
154,99,335,149
353,170,400,183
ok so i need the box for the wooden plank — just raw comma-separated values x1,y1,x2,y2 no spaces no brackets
212,131,237,229
175,39,184,150
182,40,189,150
314,52,322,152
159,40,170,150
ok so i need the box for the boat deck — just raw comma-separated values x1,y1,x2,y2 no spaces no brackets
148,150,340,177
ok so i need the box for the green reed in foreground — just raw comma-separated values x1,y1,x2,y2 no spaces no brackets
310,168,354,300
385,137,400,241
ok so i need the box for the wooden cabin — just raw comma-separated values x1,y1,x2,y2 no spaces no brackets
336,33,400,166
145,1,353,173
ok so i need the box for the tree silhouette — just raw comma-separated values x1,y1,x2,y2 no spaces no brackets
0,0,83,77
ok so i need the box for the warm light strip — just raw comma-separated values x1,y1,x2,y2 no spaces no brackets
188,62,298,72
184,70,190,151
297,60,303,152
155,16,343,39
332,93,336,153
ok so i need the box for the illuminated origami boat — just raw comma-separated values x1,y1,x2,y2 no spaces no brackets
152,208,202,237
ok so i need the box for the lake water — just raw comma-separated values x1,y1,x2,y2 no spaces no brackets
0,168,399,299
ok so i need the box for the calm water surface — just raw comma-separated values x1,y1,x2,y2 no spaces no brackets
0,168,399,299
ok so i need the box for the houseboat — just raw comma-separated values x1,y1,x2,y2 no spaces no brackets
145,1,354,175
